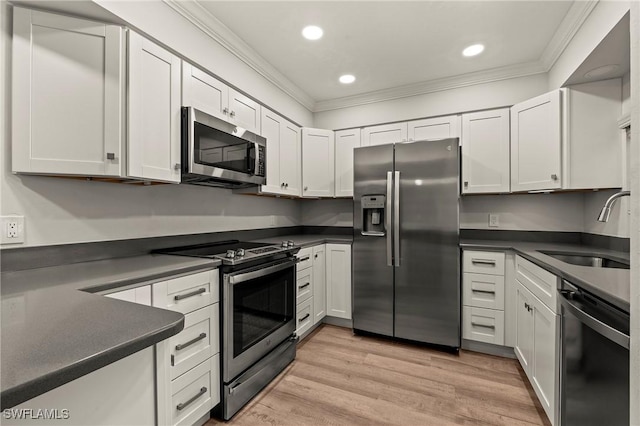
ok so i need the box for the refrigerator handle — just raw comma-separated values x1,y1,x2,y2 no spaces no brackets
393,171,400,267
386,171,393,267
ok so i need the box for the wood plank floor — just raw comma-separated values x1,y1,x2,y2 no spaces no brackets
207,325,550,425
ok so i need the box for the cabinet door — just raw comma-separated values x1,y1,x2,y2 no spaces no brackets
229,88,261,134
408,115,460,141
181,62,229,121
260,108,284,194
302,128,335,197
461,108,510,194
511,90,562,191
128,32,181,183
326,244,352,319
280,121,302,196
12,8,124,176
312,245,326,324
515,282,534,372
362,122,408,146
334,128,361,197
531,295,558,424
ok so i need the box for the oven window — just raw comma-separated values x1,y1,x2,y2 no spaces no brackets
233,266,294,357
194,122,254,174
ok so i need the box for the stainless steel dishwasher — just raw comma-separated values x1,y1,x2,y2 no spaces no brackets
559,280,630,425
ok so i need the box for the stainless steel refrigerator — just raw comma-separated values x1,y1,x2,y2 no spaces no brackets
352,138,460,348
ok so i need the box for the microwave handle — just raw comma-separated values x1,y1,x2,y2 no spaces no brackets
247,142,259,175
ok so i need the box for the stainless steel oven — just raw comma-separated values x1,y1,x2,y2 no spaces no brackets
181,107,266,188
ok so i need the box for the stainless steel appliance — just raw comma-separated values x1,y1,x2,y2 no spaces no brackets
181,107,266,188
559,280,630,425
157,240,299,420
353,139,460,348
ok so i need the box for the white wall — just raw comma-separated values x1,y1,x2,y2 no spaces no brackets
313,73,548,130
0,1,300,248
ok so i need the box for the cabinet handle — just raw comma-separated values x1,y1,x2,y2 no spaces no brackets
281,182,285,187
524,302,532,312
106,152,116,160
176,387,207,411
314,254,318,258
471,322,495,329
299,313,310,323
175,333,207,351
223,107,229,115
285,183,289,188
304,186,308,191
174,288,206,301
464,181,469,188
298,282,310,290
551,174,558,181
472,289,495,295
299,256,310,262
230,110,236,118
174,163,181,171
471,259,496,265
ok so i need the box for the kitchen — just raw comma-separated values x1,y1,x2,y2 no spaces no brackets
1,1,639,424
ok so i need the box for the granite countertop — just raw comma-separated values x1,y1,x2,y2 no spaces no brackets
0,254,218,409
252,234,353,248
461,239,630,313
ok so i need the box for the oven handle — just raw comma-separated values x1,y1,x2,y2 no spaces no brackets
228,258,296,285
559,290,629,349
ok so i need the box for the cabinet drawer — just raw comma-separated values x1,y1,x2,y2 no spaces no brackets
463,250,505,275
169,303,219,380
463,273,505,310
296,268,313,304
463,306,505,345
296,297,313,337
154,270,219,315
296,247,313,271
515,255,558,313
170,354,219,426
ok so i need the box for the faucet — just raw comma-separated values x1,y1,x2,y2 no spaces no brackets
597,190,630,222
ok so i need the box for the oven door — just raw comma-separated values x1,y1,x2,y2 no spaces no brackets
223,257,296,382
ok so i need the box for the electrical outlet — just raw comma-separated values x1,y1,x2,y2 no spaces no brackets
489,214,499,228
1,215,25,244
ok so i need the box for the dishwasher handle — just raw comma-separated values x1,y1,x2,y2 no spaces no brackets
559,290,629,349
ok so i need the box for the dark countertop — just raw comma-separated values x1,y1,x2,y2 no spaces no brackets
461,239,630,313
0,254,218,409
252,234,353,248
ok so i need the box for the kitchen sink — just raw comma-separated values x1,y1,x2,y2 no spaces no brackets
538,251,630,270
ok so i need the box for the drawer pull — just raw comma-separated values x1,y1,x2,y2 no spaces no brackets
299,256,310,262
472,289,495,295
299,313,310,323
471,259,496,265
175,333,207,351
298,282,310,290
174,288,206,301
176,386,207,411
471,322,496,329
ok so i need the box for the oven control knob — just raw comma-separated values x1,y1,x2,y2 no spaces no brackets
236,248,245,257
226,250,236,259
287,240,295,247
281,241,288,248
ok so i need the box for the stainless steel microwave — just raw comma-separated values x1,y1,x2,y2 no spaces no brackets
181,107,266,188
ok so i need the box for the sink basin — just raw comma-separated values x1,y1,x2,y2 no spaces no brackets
538,251,630,270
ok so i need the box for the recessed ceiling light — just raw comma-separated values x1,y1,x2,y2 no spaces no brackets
462,44,485,57
339,74,356,84
302,25,323,41
584,64,620,79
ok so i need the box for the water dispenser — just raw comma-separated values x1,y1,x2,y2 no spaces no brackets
361,195,386,236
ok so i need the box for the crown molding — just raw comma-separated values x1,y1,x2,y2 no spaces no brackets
163,0,315,111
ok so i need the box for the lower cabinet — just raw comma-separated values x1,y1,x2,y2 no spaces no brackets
326,244,352,320
312,245,326,324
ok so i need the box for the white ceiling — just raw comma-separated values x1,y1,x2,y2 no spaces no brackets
197,1,575,105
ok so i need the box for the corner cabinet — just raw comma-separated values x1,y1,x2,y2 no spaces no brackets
334,128,361,197
12,8,125,177
326,244,352,320
127,31,181,183
302,128,335,197
461,108,510,194
260,108,301,196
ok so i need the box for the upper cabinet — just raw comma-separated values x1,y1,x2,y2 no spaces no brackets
127,31,181,183
362,122,407,146
182,62,261,134
334,128,361,197
408,115,460,141
302,128,335,197
12,8,125,177
260,108,301,197
461,108,510,194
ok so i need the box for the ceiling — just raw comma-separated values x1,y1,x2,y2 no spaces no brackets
196,1,577,108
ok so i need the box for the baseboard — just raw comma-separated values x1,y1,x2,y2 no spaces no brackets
462,339,516,359
322,316,352,328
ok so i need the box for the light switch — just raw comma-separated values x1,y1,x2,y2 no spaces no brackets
489,214,499,228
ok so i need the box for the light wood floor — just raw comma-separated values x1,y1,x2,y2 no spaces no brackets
207,325,550,425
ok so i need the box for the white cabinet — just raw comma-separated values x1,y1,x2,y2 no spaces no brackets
182,62,261,134
312,245,326,324
12,8,125,177
260,108,301,196
302,128,335,197
408,115,460,141
362,122,407,146
326,244,352,320
334,128,361,197
127,31,181,183
461,109,510,194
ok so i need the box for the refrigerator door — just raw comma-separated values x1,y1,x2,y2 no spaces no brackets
393,139,460,347
352,144,395,337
